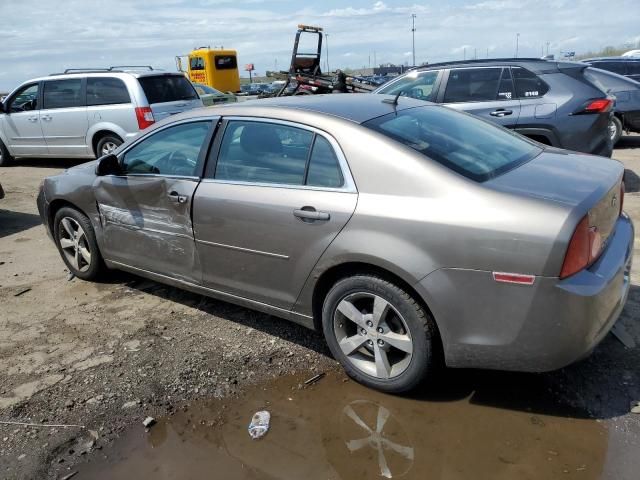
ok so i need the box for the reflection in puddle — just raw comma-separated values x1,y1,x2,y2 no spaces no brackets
78,371,608,479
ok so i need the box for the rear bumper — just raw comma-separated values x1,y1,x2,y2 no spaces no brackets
417,214,634,372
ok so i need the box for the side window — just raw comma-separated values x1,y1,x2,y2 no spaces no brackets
443,68,502,103
626,62,640,76
190,57,205,71
8,84,39,112
512,67,550,99
215,121,313,185
377,70,440,101
593,61,626,75
306,136,344,188
122,121,211,177
43,79,83,109
496,68,515,100
87,78,131,106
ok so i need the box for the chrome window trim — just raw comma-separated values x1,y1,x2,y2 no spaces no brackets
210,116,357,193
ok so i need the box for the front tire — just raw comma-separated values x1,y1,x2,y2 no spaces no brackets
609,116,623,146
322,275,437,393
96,135,123,157
0,139,13,167
53,207,105,280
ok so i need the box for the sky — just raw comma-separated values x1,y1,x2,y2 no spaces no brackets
1,0,639,91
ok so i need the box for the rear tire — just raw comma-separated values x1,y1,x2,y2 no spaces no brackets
53,207,105,281
96,135,123,158
322,275,437,393
0,139,13,167
610,116,623,146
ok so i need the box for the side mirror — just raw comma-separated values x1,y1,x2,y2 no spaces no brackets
95,154,122,176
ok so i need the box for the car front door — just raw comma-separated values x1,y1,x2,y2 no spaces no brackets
193,118,358,310
2,82,47,156
40,78,89,157
440,67,521,128
93,119,215,282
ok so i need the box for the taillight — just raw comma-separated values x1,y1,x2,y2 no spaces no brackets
135,106,155,130
560,215,604,279
575,98,613,114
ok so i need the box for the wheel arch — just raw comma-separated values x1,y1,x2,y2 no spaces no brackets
47,198,89,234
90,129,125,157
311,261,444,365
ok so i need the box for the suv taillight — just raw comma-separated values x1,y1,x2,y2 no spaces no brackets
560,215,604,279
135,107,155,130
575,98,613,114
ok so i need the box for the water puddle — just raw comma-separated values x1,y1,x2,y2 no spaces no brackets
77,371,608,479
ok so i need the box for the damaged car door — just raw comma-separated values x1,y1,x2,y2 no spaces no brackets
94,119,214,282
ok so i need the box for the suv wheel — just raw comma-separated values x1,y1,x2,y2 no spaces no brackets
96,135,123,157
53,207,105,280
609,116,623,145
322,275,437,393
0,139,13,167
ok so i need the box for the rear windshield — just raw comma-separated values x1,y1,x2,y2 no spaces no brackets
363,106,541,182
138,75,198,104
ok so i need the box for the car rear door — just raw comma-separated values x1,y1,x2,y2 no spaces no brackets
192,118,357,310
93,119,215,282
39,78,90,157
440,67,521,128
137,74,203,122
2,82,47,156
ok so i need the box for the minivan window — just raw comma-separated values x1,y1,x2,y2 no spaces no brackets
444,67,502,103
87,77,131,106
363,106,541,182
122,121,211,177
375,70,439,101
215,121,313,185
9,83,39,112
138,75,199,104
512,67,550,98
43,79,83,109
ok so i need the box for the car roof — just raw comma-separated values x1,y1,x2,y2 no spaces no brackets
158,94,432,126
583,57,640,62
33,70,185,83
415,57,584,74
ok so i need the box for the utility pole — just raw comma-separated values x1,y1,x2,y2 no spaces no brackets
325,33,330,72
411,13,417,67
486,47,489,58
463,47,466,60
474,48,477,60
374,50,377,68
515,33,520,58
546,41,550,56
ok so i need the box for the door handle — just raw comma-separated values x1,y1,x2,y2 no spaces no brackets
41,115,52,121
168,191,188,204
293,207,330,222
27,116,38,122
490,109,513,117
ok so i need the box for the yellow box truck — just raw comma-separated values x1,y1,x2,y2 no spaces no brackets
177,47,241,93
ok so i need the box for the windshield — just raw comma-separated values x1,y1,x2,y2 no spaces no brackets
138,75,199,104
363,106,542,182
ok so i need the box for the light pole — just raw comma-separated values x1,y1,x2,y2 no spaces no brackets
325,33,330,72
411,14,416,67
515,33,520,58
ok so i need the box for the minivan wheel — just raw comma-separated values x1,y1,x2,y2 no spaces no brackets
322,275,436,393
53,207,104,281
96,135,123,157
0,139,13,167
609,116,623,145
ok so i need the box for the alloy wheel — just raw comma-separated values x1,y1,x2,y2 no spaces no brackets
58,217,92,273
101,141,118,156
333,292,413,379
609,120,619,142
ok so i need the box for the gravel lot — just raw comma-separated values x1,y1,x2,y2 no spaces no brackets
1,137,640,479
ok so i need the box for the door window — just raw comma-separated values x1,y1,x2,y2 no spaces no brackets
43,79,83,109
215,121,313,185
512,67,549,98
122,121,211,176
87,77,131,106
496,68,515,100
375,70,440,101
444,68,502,103
306,136,344,188
8,83,39,112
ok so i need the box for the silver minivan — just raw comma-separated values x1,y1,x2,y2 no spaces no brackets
0,67,203,166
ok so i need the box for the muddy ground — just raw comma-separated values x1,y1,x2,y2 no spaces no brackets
1,137,640,479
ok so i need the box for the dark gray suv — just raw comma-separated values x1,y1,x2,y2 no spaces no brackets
374,59,613,157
